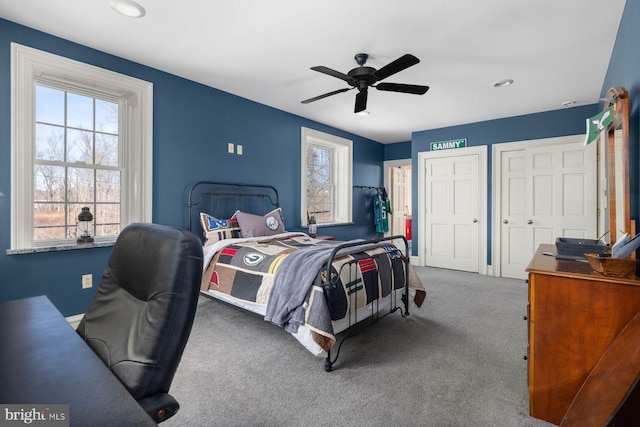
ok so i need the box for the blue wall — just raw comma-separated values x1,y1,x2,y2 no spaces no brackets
406,0,640,264
410,105,599,263
0,19,384,315
384,140,411,160
2,0,638,314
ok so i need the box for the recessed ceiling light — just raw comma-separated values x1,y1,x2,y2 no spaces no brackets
109,0,146,18
355,110,370,116
561,101,577,108
493,79,514,88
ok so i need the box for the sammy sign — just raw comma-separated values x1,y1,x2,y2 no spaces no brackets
429,139,467,151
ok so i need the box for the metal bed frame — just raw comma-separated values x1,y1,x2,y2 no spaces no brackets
188,181,410,371
320,236,410,371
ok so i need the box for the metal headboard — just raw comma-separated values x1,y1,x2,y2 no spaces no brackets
187,181,280,240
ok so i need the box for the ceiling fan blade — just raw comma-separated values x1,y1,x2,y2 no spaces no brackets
376,83,429,95
372,54,420,81
311,66,354,84
354,89,368,113
301,88,351,104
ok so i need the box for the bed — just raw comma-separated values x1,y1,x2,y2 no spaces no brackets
188,181,426,371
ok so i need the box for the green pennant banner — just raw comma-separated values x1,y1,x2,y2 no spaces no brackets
584,105,614,145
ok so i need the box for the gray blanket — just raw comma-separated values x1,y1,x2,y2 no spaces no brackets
264,244,336,333
264,240,380,333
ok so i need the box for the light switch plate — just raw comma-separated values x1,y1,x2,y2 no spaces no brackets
82,274,92,289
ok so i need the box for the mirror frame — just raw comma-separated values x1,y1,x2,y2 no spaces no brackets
604,87,632,245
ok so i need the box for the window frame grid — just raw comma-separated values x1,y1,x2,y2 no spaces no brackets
33,83,124,243
300,127,352,228
10,43,153,252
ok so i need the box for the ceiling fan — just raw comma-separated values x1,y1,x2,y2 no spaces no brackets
301,53,429,114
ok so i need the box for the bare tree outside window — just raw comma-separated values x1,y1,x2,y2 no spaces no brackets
306,145,333,222
300,127,351,228
34,85,121,241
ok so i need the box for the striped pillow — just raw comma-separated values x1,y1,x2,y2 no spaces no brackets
200,212,241,246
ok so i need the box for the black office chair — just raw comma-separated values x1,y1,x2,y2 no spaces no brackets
77,223,203,423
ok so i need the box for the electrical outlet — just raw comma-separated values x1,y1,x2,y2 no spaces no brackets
227,142,234,153
237,144,243,155
82,274,92,289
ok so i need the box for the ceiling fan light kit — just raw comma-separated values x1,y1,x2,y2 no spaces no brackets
302,53,429,114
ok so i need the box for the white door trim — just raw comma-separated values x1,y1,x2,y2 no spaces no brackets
491,134,585,277
383,159,411,200
384,159,411,239
384,159,412,262
418,146,488,275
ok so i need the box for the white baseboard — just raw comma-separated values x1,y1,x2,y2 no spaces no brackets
66,313,84,330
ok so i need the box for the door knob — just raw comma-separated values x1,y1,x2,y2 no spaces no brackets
503,219,509,224
473,218,478,223
527,219,533,224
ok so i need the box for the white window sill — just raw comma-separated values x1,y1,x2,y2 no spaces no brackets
6,240,115,255
317,222,355,228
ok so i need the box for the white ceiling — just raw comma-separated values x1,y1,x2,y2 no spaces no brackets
0,0,627,143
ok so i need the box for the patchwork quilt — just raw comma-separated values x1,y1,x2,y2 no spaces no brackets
200,233,425,353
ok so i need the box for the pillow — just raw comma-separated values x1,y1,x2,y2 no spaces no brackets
200,212,241,245
235,208,285,237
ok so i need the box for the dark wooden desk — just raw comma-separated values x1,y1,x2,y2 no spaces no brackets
0,296,156,427
526,245,640,425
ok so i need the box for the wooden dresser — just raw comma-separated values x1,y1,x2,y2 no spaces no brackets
526,244,640,425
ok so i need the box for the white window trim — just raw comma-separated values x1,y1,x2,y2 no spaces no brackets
10,43,153,251
300,127,352,227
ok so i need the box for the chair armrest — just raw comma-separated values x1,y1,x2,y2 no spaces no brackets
137,393,180,423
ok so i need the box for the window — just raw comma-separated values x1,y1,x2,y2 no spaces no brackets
300,127,352,227
34,85,121,240
306,144,333,222
10,43,153,251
